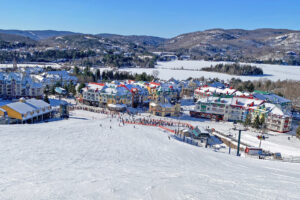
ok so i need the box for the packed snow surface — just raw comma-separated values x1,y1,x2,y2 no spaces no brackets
119,60,300,81
0,110,300,200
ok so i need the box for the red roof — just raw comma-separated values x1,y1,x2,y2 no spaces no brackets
118,84,135,93
89,82,105,86
130,88,138,93
150,82,160,86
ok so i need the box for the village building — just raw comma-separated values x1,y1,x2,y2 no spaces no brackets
0,72,43,99
77,79,294,133
263,103,292,133
33,70,78,86
191,96,265,121
120,83,149,107
0,108,7,118
191,95,292,132
81,82,106,106
100,86,132,106
81,82,133,108
147,82,180,103
193,85,237,101
253,90,292,112
179,79,202,97
0,98,52,123
149,96,180,117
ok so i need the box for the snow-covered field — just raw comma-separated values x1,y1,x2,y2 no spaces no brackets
0,63,62,69
0,110,300,199
119,60,300,81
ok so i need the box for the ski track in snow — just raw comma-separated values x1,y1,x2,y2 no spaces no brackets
0,110,299,199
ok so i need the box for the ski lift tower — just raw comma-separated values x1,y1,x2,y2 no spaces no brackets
236,127,247,156
59,101,69,119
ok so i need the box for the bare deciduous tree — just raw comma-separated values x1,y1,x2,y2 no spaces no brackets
152,70,159,79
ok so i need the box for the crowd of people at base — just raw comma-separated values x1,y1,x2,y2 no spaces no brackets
119,117,194,130
70,104,194,130
69,105,113,115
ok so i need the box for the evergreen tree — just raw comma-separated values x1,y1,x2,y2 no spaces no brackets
252,115,260,129
63,84,69,95
68,82,76,96
50,85,55,95
44,85,50,95
77,83,86,93
244,113,252,127
297,126,300,139
259,115,265,127
95,69,101,81
44,94,50,104
74,66,80,75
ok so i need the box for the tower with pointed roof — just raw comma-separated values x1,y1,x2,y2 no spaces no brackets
13,58,18,72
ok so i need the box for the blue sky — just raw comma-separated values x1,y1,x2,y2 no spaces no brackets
0,0,299,38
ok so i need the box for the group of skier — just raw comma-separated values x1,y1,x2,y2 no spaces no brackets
71,104,194,131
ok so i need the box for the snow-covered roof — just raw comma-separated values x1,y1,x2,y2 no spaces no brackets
253,93,291,104
87,83,106,91
235,91,250,97
159,103,173,108
39,71,78,85
197,97,231,105
263,103,291,117
231,97,264,108
195,85,236,96
0,72,43,89
198,96,265,109
107,104,126,108
150,102,158,107
102,86,130,96
209,82,226,89
5,102,36,115
0,108,7,113
25,99,51,109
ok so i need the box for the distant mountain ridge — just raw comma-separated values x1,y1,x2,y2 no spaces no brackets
0,28,300,63
0,29,80,40
0,29,167,46
96,33,166,47
162,28,300,62
0,32,37,48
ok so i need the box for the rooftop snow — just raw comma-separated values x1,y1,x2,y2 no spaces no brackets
25,99,50,109
4,102,36,115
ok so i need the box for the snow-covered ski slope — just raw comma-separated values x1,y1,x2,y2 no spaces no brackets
0,110,300,200
119,60,300,81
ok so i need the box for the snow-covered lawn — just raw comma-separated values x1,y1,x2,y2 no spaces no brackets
119,60,300,81
0,110,300,199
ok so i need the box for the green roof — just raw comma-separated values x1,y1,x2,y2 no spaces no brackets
254,90,269,95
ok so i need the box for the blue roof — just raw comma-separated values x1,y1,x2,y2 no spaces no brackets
47,71,69,76
253,93,291,104
209,82,225,89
